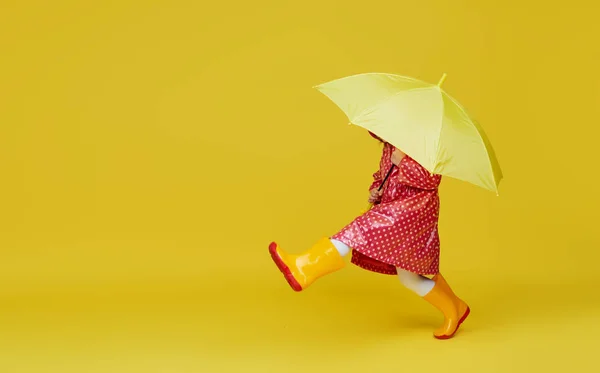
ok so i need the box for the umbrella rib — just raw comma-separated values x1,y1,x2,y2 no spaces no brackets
433,92,446,174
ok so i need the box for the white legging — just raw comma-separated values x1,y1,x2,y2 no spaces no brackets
331,238,434,296
396,268,435,296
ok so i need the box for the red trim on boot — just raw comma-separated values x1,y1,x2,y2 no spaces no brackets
269,242,303,292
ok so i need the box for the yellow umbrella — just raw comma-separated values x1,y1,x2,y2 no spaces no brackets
314,72,503,194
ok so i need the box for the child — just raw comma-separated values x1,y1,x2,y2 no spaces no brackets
268,131,470,340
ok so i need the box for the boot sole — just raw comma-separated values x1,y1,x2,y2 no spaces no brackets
434,306,471,340
269,242,303,292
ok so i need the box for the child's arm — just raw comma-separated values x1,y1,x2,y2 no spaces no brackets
398,156,441,190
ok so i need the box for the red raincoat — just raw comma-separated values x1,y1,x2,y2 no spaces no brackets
332,137,442,275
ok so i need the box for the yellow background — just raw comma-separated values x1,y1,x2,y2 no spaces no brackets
1,1,599,372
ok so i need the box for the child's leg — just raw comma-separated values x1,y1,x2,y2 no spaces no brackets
330,238,351,257
397,267,471,339
396,268,435,296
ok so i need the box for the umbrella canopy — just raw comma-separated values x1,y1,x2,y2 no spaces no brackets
314,72,503,194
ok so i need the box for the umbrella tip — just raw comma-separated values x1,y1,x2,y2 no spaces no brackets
437,73,447,87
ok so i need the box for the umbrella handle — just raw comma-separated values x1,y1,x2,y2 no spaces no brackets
378,165,396,190
363,165,395,213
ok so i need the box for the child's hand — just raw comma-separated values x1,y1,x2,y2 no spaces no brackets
391,148,406,166
368,189,383,203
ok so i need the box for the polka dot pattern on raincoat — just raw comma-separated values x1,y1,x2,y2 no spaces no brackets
332,142,442,276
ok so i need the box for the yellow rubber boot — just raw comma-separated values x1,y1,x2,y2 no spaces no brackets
423,273,470,339
268,238,346,292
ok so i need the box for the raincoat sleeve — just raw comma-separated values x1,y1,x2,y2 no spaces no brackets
369,169,383,191
398,156,441,190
